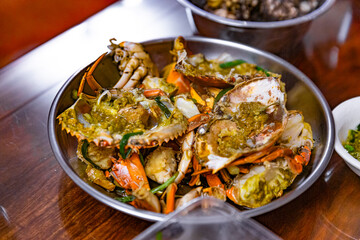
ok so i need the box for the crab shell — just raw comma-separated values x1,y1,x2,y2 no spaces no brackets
175,49,239,88
195,77,288,172
57,89,188,148
173,36,273,88
227,158,296,208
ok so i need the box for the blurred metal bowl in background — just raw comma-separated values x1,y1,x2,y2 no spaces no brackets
48,36,334,221
177,0,335,53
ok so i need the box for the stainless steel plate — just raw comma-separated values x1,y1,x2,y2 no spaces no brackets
48,36,334,221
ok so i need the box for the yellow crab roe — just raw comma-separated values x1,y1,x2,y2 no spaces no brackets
217,102,269,157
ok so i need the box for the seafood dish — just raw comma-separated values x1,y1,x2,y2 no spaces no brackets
190,0,321,21
57,36,314,213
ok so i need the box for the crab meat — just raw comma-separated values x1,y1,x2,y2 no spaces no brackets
144,146,177,184
195,77,288,172
108,39,159,90
142,76,178,96
278,110,314,151
58,88,188,147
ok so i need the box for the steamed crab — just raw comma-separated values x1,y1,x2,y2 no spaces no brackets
59,39,187,148
195,76,288,172
58,89,188,147
226,111,313,208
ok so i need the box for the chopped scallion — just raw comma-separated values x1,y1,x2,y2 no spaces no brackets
81,140,101,170
115,195,135,203
219,59,246,68
256,66,270,77
345,144,355,152
213,87,233,108
150,172,179,194
155,96,171,118
119,132,143,159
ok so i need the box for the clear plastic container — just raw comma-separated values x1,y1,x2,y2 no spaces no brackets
134,197,281,240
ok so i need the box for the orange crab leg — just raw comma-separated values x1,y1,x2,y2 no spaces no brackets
226,187,238,204
111,153,150,191
284,156,303,174
187,113,210,132
143,89,166,98
78,53,106,96
228,146,276,166
164,183,178,214
284,146,312,174
253,148,293,163
191,168,212,176
189,156,201,186
299,146,311,165
219,169,231,183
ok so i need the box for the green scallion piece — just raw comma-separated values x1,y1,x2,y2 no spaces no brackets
156,231,163,240
349,130,356,143
115,195,135,203
81,140,101,170
213,87,233,108
139,151,145,166
150,172,179,194
357,123,360,131
256,66,270,77
119,132,143,159
345,144,355,152
155,96,171,118
219,59,246,68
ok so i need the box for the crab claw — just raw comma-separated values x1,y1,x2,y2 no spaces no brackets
111,153,150,191
78,52,107,96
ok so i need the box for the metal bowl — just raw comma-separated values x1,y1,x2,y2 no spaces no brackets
48,36,334,221
177,0,335,53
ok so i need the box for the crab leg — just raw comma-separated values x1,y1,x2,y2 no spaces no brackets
252,148,293,163
203,173,227,201
175,131,195,184
228,146,276,166
78,53,106,96
189,156,201,186
143,89,166,98
164,183,178,214
285,146,312,174
187,113,210,132
111,153,150,191
114,58,140,89
123,65,148,89
219,169,231,183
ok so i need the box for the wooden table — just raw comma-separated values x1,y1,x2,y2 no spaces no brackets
1,0,359,239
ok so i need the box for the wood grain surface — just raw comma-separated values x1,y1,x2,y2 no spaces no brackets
1,0,360,239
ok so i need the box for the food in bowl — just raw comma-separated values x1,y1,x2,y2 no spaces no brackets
191,0,321,21
57,36,314,213
343,123,360,160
